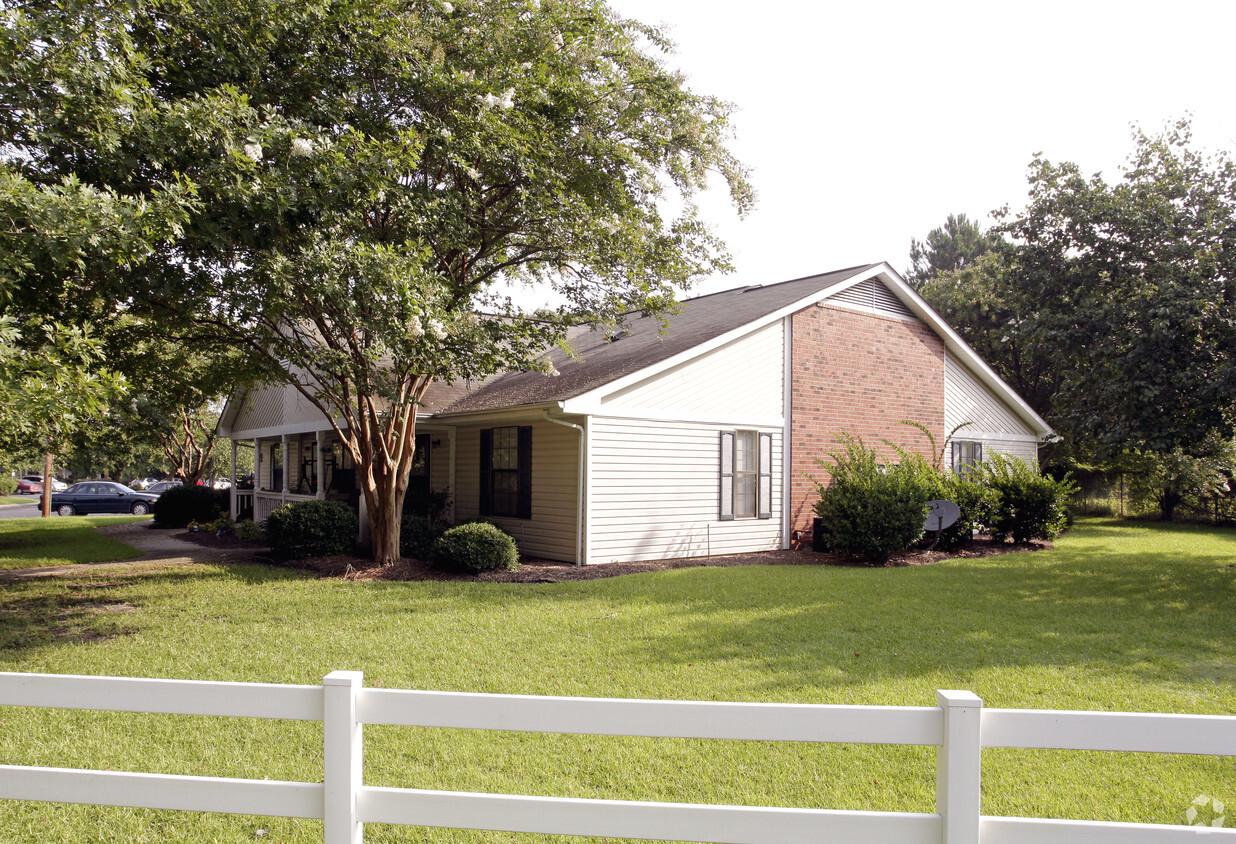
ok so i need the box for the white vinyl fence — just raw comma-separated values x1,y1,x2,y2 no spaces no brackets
0,671,1233,844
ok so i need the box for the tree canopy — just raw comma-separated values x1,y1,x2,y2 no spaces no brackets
905,212,1000,289
917,121,1236,461
3,0,753,559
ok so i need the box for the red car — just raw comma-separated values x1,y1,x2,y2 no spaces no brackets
16,477,43,495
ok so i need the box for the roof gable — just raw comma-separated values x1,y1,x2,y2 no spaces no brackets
435,264,877,415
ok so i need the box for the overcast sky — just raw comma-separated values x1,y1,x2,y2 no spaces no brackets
606,0,1236,296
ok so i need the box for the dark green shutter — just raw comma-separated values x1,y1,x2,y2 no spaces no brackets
758,432,773,520
479,428,493,516
517,425,532,519
719,431,734,521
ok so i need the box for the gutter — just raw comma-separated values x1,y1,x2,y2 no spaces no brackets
543,409,586,566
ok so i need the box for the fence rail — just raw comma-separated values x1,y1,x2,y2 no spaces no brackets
1,671,1233,844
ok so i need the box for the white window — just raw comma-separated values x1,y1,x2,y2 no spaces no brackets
719,430,773,521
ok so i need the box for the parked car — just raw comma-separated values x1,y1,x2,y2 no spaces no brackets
128,477,160,490
16,477,42,495
51,482,161,516
143,480,180,495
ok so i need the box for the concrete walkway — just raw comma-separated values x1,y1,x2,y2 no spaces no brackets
0,521,268,579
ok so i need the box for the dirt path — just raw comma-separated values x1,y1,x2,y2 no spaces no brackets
0,521,269,580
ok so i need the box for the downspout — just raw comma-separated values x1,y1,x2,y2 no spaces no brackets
544,410,585,566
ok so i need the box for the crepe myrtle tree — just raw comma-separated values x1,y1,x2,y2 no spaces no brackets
3,0,753,562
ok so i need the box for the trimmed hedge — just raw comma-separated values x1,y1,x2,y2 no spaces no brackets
432,522,519,573
264,499,358,558
153,485,229,528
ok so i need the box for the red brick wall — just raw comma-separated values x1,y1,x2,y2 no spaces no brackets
789,304,946,531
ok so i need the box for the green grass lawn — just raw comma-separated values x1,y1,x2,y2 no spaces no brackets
0,518,1232,841
0,495,37,506
0,516,147,570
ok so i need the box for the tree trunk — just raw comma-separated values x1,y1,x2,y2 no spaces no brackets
41,452,52,518
364,460,410,565
1159,485,1181,521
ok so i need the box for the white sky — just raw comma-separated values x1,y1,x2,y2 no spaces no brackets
607,0,1236,296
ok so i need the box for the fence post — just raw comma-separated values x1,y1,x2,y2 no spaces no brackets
936,690,982,844
324,670,364,844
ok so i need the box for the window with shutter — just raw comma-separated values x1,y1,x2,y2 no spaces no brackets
481,426,532,518
952,440,983,476
719,430,773,521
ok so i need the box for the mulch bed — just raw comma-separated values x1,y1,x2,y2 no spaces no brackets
180,530,1047,583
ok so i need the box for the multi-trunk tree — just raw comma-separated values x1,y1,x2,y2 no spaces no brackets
4,0,752,560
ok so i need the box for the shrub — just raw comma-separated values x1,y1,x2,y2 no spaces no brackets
153,485,229,528
811,435,933,563
399,515,447,560
917,470,1000,551
0,476,17,496
264,499,358,558
234,519,265,542
432,521,520,573
977,454,1076,543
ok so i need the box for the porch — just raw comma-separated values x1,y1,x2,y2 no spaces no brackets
226,428,455,541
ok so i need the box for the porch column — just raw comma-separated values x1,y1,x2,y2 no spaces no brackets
316,432,328,500
254,439,262,491
230,439,238,519
281,435,290,505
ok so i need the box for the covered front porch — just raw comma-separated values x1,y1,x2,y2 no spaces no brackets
226,428,455,542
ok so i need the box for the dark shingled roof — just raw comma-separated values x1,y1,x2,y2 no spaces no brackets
431,264,877,415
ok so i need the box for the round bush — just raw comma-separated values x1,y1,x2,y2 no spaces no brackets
0,476,17,496
153,485,229,528
432,522,519,573
264,499,358,558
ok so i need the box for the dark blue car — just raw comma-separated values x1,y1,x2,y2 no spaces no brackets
51,482,161,516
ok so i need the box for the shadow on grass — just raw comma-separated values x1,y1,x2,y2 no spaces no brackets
0,563,312,654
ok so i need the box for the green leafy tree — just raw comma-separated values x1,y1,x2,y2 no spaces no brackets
906,212,1002,289
0,319,127,511
920,121,1236,468
5,0,753,562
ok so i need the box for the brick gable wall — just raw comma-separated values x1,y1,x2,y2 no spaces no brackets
789,303,946,531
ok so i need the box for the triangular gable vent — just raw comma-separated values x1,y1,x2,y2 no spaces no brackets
824,277,914,319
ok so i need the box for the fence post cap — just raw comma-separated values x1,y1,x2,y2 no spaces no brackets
323,670,364,686
937,690,982,707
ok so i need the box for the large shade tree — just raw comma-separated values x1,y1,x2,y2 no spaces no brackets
916,121,1236,511
4,0,753,561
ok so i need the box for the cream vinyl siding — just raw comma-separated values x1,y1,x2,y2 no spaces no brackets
232,385,285,435
944,354,1040,464
454,419,580,562
599,321,784,417
231,380,331,438
590,417,782,564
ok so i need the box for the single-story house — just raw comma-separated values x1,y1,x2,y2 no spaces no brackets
216,262,1052,564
